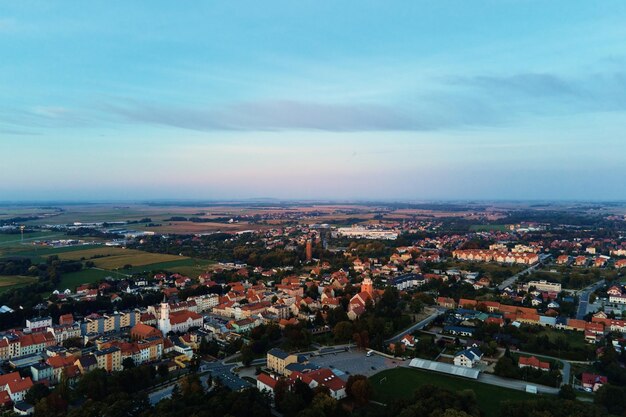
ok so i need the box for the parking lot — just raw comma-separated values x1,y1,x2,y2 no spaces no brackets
308,350,409,378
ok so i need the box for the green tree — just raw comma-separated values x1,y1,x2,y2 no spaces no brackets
333,321,354,342
25,383,50,405
122,357,136,369
558,384,576,400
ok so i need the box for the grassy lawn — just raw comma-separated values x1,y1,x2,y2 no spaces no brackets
0,275,39,294
538,328,586,350
371,367,537,417
0,231,61,244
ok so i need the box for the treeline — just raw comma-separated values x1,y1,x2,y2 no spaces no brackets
0,215,40,225
503,210,623,229
0,255,83,330
131,234,350,269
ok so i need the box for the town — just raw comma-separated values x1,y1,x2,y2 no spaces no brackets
0,202,625,417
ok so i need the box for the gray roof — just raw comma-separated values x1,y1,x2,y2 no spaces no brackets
267,348,290,360
409,358,480,379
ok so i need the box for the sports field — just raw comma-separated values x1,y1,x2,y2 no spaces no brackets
370,367,536,417
55,247,186,269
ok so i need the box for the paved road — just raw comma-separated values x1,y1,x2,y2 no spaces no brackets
149,384,177,405
385,309,445,343
576,280,605,320
498,254,552,290
202,361,252,391
478,372,559,394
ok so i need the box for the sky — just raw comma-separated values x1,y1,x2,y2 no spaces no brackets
1,1,626,201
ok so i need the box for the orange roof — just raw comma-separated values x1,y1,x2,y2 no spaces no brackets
8,377,33,394
131,323,162,338
297,369,345,392
0,372,21,388
257,373,280,389
169,310,202,325
519,356,549,370
568,319,586,329
459,298,477,307
47,355,75,369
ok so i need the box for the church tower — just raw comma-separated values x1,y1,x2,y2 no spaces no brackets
158,296,171,335
361,277,373,296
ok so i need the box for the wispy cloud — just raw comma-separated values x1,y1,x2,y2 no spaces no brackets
450,71,626,111
102,98,498,132
455,73,579,97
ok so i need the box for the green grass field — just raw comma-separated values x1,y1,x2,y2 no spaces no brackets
0,231,61,244
123,258,214,276
0,244,105,263
56,258,213,290
56,269,130,291
55,247,186,269
469,224,509,232
370,367,537,417
538,328,586,350
0,275,39,294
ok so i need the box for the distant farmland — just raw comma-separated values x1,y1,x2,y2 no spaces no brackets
55,247,186,269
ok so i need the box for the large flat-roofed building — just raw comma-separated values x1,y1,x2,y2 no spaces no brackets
525,280,561,293
335,227,398,240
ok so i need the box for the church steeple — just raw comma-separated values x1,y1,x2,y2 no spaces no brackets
158,294,171,335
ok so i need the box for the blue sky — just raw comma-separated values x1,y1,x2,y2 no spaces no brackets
1,1,626,201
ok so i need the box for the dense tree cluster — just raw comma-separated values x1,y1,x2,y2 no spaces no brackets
388,384,481,417
500,398,606,417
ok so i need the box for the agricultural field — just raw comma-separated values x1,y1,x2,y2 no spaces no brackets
371,367,536,417
136,221,267,234
0,244,103,263
55,247,186,269
0,275,39,294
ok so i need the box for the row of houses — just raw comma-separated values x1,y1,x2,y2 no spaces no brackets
452,249,539,265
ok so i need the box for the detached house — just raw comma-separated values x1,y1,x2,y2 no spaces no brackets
453,347,483,368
